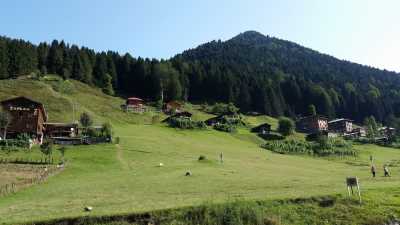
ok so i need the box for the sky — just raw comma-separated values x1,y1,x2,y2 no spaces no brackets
1,0,399,72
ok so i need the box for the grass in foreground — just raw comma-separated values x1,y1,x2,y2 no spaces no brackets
1,124,400,224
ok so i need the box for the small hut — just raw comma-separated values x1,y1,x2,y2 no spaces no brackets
251,123,271,134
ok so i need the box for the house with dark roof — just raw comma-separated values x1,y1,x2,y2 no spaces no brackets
328,118,353,134
296,115,328,133
251,123,271,134
122,97,147,113
0,96,47,143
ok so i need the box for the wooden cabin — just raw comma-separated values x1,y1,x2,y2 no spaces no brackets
44,122,79,138
378,127,396,138
205,115,224,126
296,115,328,133
122,97,146,113
251,123,271,134
0,96,47,144
328,118,353,134
163,101,183,114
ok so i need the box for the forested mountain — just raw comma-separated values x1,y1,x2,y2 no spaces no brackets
176,31,400,122
1,31,400,123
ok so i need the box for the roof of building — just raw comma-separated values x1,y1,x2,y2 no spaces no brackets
251,123,272,132
298,115,328,121
378,126,396,131
44,122,79,127
127,97,144,101
1,96,48,121
328,118,353,123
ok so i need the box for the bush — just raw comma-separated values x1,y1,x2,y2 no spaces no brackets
168,117,206,130
214,123,237,133
100,122,113,139
40,140,54,163
0,137,30,149
277,117,295,136
203,102,239,115
262,138,357,157
86,127,100,137
198,155,207,161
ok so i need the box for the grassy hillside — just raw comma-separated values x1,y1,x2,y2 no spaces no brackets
1,123,400,224
1,77,400,224
0,76,160,125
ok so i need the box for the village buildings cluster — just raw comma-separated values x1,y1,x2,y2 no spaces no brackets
295,115,395,140
0,95,396,145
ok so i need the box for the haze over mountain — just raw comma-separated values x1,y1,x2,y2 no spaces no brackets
1,31,400,123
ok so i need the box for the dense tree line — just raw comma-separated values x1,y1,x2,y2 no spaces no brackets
1,31,400,124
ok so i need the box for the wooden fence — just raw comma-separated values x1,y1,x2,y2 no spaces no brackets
0,164,62,197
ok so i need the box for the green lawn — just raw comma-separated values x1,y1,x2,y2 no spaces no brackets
1,123,400,224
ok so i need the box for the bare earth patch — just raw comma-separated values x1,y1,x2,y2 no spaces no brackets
0,164,61,196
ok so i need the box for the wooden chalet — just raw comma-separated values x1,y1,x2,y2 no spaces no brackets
122,97,147,113
378,127,396,138
205,115,224,126
296,115,328,133
251,123,271,134
0,96,47,144
163,101,183,114
44,122,79,138
328,118,353,134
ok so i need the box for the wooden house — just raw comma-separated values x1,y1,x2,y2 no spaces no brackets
0,96,47,143
122,97,147,113
328,118,353,134
378,127,396,138
44,122,79,138
205,115,225,126
163,101,183,114
251,123,271,134
296,115,328,133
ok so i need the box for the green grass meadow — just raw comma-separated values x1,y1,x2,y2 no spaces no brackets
1,77,400,224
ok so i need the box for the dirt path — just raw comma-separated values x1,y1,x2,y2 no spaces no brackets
115,144,129,170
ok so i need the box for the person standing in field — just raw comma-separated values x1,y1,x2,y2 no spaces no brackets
384,165,390,177
371,164,376,178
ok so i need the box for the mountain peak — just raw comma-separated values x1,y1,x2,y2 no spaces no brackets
230,31,269,43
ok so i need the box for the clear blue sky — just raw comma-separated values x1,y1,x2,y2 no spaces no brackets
1,0,399,71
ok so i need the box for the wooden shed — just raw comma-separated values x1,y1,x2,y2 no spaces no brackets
251,123,272,134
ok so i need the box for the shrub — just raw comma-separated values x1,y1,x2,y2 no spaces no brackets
262,138,356,157
277,117,295,136
80,112,93,129
204,102,239,115
214,123,237,133
168,117,206,130
86,127,100,137
100,122,113,139
0,138,30,149
198,155,207,161
40,140,54,163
